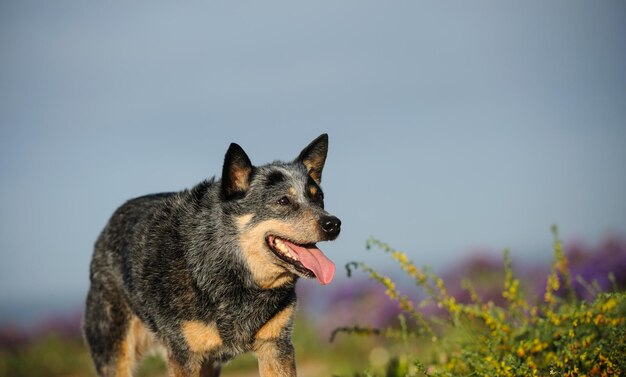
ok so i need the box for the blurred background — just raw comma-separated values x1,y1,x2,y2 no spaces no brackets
1,1,625,376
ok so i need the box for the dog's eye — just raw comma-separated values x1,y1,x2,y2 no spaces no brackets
317,194,325,209
315,191,324,203
277,196,290,206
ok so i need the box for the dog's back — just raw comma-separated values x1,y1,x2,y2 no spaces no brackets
89,192,178,298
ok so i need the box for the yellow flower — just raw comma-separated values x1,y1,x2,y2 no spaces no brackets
594,314,604,325
391,251,408,265
547,311,561,326
550,274,560,291
446,297,459,313
601,298,616,312
531,339,547,353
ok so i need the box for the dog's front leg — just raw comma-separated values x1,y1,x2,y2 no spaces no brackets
254,338,296,377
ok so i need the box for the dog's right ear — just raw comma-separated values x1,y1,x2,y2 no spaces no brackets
221,143,254,199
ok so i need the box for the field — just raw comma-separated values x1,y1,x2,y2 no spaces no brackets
2,229,625,377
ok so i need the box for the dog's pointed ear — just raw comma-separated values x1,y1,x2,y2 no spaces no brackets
221,143,254,199
295,133,328,184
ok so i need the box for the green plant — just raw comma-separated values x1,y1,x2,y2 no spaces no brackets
0,333,95,377
334,227,626,376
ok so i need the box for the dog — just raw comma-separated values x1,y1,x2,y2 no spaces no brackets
83,134,341,377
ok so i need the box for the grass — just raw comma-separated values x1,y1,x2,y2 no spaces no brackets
0,313,379,377
334,227,626,376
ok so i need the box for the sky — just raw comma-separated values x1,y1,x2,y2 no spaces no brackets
1,1,625,322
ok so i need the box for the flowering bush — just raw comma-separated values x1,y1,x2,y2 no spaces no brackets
334,227,626,376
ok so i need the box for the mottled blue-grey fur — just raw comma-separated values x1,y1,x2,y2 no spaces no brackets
83,134,341,377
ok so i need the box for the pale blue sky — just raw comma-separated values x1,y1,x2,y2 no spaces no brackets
1,1,625,321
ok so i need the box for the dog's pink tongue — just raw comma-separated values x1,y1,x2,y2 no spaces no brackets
284,241,336,285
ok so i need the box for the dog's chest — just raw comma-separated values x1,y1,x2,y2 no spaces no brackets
179,288,296,359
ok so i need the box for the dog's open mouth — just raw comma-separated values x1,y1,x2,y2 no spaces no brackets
266,235,336,285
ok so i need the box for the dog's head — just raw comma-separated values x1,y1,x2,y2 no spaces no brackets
220,134,341,288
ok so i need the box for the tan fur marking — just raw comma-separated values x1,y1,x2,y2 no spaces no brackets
255,306,294,341
238,219,319,289
181,321,223,353
309,185,317,197
111,324,134,377
256,342,279,376
236,213,254,229
303,155,325,182
131,315,155,357
255,341,296,377
104,315,156,377
288,187,297,196
262,272,293,289
232,166,252,191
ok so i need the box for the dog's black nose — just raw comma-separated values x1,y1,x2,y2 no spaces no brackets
320,216,341,237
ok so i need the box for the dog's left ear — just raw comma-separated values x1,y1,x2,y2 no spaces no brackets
221,143,254,199
295,133,328,184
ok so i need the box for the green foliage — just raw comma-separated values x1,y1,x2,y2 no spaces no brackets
0,333,95,377
135,354,166,377
336,227,626,376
